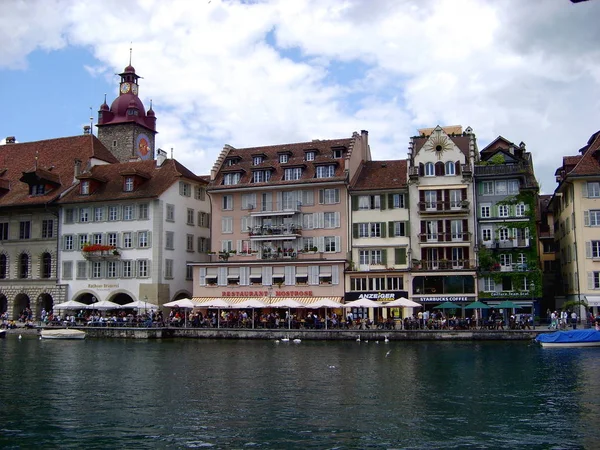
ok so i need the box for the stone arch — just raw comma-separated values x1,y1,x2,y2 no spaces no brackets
72,291,100,306
107,290,135,306
37,293,53,318
0,293,7,314
13,293,31,320
172,290,192,303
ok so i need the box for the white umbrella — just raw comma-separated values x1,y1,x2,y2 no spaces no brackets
384,297,422,308
235,299,267,329
310,298,344,330
121,300,159,310
85,300,121,310
270,298,305,329
195,299,232,328
343,298,383,308
163,298,196,308
53,300,87,310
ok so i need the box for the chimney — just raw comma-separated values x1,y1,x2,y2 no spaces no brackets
83,126,91,135
156,148,167,167
5,136,15,144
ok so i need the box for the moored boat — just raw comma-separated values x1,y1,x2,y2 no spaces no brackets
40,328,86,340
535,329,600,348
0,329,5,339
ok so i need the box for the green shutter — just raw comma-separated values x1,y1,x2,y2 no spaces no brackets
405,221,410,235
381,249,387,265
388,194,394,208
389,221,394,237
395,248,407,265
380,223,386,238
353,223,359,239
351,196,358,211
380,195,387,210
404,193,409,208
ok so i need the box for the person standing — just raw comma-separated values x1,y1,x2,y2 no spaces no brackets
571,310,577,330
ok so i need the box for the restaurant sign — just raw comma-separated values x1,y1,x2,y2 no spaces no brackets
417,296,470,303
88,283,119,291
221,290,313,297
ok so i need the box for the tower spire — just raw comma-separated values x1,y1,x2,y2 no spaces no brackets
129,42,132,66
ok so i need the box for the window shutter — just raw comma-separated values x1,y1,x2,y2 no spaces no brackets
318,189,324,204
276,191,283,210
419,163,424,176
582,183,589,198
198,267,206,285
455,161,461,175
316,236,325,252
396,248,407,265
334,189,340,203
381,249,387,265
332,265,339,284
404,193,409,208
388,194,394,208
218,267,227,286
147,231,152,248
586,241,592,258
380,223,386,238
351,196,358,211
237,240,242,253
388,221,394,237
335,236,340,252
353,223,359,239
263,266,272,285
380,195,386,210
334,212,340,228
308,266,319,285
584,211,590,226
314,212,324,229
588,272,594,289
285,266,295,285
405,221,410,234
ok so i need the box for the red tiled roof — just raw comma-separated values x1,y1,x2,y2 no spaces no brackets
57,158,206,204
351,160,407,191
569,131,600,176
480,136,514,153
209,137,355,189
0,135,118,208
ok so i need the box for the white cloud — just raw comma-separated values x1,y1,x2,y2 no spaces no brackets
1,0,600,193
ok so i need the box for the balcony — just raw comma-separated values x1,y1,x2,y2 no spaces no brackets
248,225,302,240
482,262,532,273
481,238,530,249
418,232,472,244
418,200,470,214
474,163,529,177
82,249,121,261
250,204,302,217
411,259,476,271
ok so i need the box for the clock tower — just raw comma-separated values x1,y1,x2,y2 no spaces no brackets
96,63,157,162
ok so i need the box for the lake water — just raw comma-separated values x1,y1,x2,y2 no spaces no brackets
1,336,598,449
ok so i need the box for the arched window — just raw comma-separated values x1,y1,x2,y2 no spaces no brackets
425,162,435,176
0,255,6,279
19,254,29,279
445,161,455,175
42,253,52,278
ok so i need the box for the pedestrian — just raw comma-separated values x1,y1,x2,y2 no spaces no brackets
570,310,577,330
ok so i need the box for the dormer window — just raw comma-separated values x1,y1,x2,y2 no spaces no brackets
223,173,241,185
316,165,335,178
124,176,134,192
284,168,302,180
80,181,90,195
253,156,263,166
252,170,271,183
332,148,345,159
279,154,289,164
226,159,235,167
30,184,46,196
305,152,315,161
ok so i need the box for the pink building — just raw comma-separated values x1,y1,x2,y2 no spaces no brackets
191,131,370,306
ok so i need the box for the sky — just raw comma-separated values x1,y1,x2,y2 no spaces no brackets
1,0,599,194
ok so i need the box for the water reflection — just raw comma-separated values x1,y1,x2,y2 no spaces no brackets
0,337,597,449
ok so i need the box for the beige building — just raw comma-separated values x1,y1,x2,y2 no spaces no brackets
552,130,600,318
191,131,370,307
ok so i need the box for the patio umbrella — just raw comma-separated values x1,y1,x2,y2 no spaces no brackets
235,299,267,329
270,298,306,329
343,298,383,309
433,301,460,310
121,300,159,310
465,301,490,327
164,298,197,327
85,300,121,310
384,297,422,308
195,298,232,328
494,300,519,309
53,300,87,310
310,298,344,330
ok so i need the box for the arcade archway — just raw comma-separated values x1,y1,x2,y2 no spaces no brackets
110,292,134,306
13,293,30,320
37,293,53,318
0,294,7,315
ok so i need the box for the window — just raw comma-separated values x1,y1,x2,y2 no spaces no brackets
108,206,119,221
324,212,338,229
63,235,73,251
495,180,507,195
358,223,369,238
253,156,263,165
223,173,241,185
501,276,513,291
316,165,335,178
62,261,72,280
107,233,117,247
369,277,385,290
0,222,8,240
449,190,462,209
482,181,494,195
186,264,193,281
450,220,463,241
483,277,495,292
187,208,195,225
41,253,52,278
359,250,382,265
305,152,315,161
41,219,53,239
222,217,233,233
392,194,405,208
370,223,382,238
198,237,208,253
107,261,117,278
65,209,75,224
589,241,600,259
123,205,134,221
221,240,233,252
425,191,437,210
19,253,29,278
587,210,600,226
19,221,31,239
78,234,88,250
195,186,206,201
426,221,438,241
481,227,492,242
122,260,133,278
31,184,46,195
333,148,343,159
166,204,175,221
137,260,149,278
515,203,526,217
388,276,404,290
284,168,302,180
279,154,288,163
508,180,519,194
500,254,512,268
302,237,314,252
198,212,209,227
76,261,87,279
92,233,102,245
498,205,509,218
94,207,105,222
425,162,434,176
165,259,174,278
124,177,134,192
80,180,90,195
79,208,90,223
222,195,233,210
252,170,271,183
241,193,257,210
186,234,194,252
320,189,340,204
180,182,191,196
351,277,368,291
445,161,455,175
498,228,509,241
324,236,338,252
123,232,133,249
393,222,406,237
588,182,600,198
138,203,149,220
138,231,149,248
358,195,380,210
165,232,174,250
92,261,102,279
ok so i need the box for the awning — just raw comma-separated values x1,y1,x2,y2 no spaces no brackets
192,296,343,307
586,296,600,306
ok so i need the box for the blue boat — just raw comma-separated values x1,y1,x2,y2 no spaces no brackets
535,329,600,348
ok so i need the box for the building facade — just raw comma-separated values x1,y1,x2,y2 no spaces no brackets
191,132,370,307
474,137,540,315
407,125,478,308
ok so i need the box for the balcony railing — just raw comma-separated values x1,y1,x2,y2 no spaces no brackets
250,203,302,216
481,238,530,249
482,262,532,272
474,163,529,176
82,249,121,261
418,232,472,243
248,225,302,238
418,201,470,214
412,259,476,271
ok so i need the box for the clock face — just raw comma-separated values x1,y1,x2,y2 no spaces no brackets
131,84,138,95
120,83,131,94
136,134,152,160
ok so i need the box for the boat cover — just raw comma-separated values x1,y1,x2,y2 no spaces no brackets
535,329,600,344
